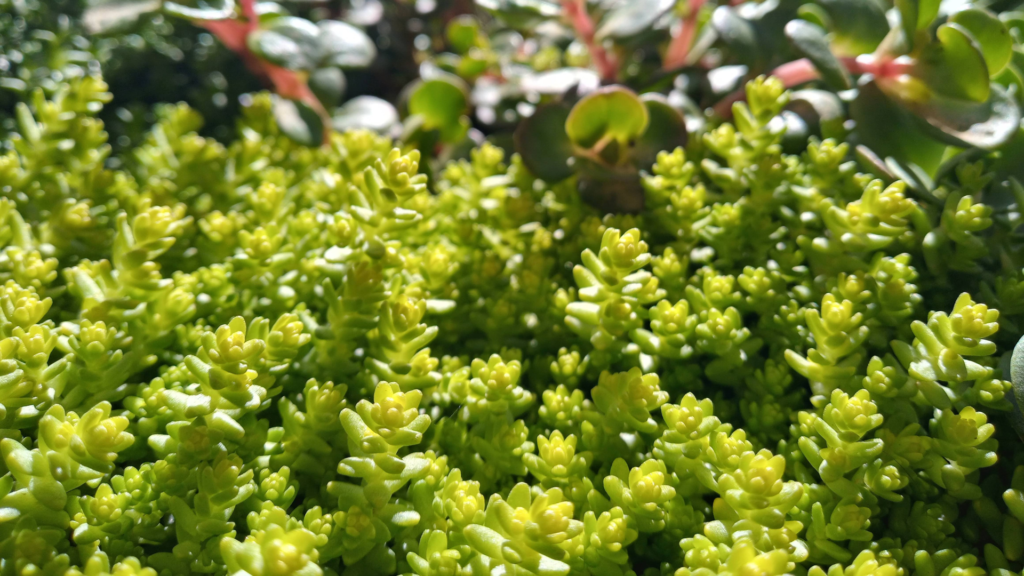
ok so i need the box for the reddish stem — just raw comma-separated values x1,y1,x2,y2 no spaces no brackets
197,0,331,145
562,0,618,82
713,55,915,118
663,0,706,71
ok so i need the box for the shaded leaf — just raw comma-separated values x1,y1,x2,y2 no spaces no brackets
273,97,324,146
785,20,852,90
318,20,377,68
909,84,1022,150
309,67,347,108
635,94,687,170
711,6,758,66
577,161,646,214
851,80,946,176
514,103,575,182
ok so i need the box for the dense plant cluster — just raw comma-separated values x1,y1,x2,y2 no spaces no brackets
0,67,1022,576
2,0,1024,575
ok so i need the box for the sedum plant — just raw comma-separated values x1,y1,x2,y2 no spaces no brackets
1,68,1024,576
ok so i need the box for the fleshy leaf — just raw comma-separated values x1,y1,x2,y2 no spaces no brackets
785,20,852,90
950,9,1013,76
318,20,377,68
163,0,235,21
408,76,470,143
565,86,649,150
916,22,991,103
248,16,321,71
635,94,688,170
909,83,1022,150
514,103,575,182
273,97,325,146
333,96,399,133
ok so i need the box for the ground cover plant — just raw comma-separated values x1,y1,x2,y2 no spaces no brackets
2,1,1024,576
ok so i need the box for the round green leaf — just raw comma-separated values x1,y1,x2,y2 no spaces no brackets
333,96,399,133
162,0,234,21
318,20,377,69
309,67,347,109
785,20,852,90
248,17,321,71
950,8,1013,76
635,94,687,170
446,15,481,54
815,0,889,55
909,84,1022,150
408,77,470,143
273,97,324,146
565,86,649,150
917,23,991,103
514,103,575,182
596,0,675,40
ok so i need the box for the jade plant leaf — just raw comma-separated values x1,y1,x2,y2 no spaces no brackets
635,94,688,170
909,84,1022,150
785,19,852,90
596,0,676,41
408,76,471,143
273,97,324,147
248,16,321,71
895,0,941,50
950,8,1013,76
565,86,649,151
309,67,346,109
514,103,575,182
916,23,991,103
163,0,235,21
333,96,399,133
815,0,889,55
318,20,377,68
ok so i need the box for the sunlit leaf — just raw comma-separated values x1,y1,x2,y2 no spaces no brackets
565,86,648,150
950,8,1013,76
916,23,991,103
